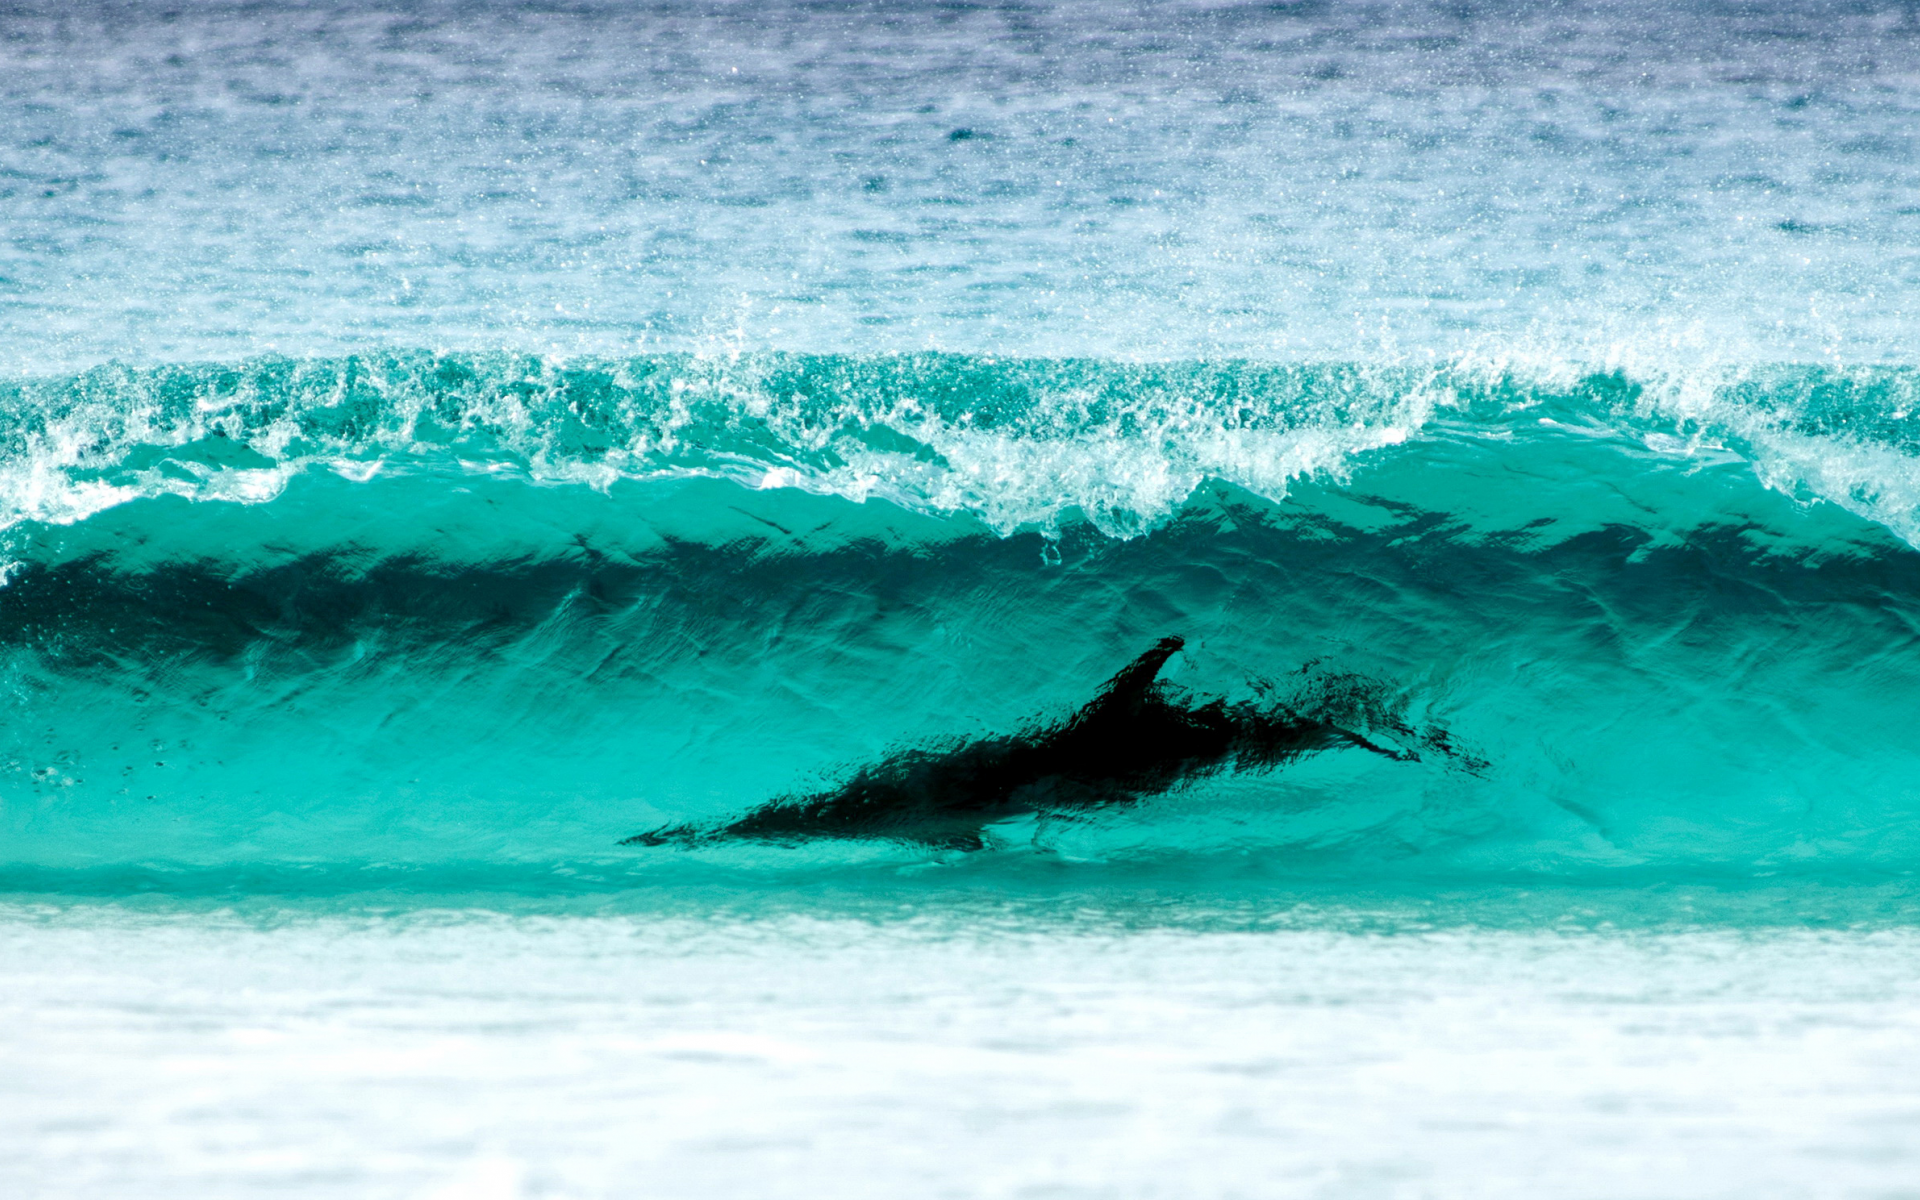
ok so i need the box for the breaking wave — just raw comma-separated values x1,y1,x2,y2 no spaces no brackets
6,350,1920,892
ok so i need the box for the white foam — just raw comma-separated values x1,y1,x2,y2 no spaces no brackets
5,906,1920,1199
4,351,1920,553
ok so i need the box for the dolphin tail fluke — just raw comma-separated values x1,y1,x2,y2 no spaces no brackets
617,823,700,847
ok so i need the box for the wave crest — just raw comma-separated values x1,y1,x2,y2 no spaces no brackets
4,352,1920,547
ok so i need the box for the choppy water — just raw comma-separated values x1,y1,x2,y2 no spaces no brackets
5,0,1918,368
6,2,1920,1196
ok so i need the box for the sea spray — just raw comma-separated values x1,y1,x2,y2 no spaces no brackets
3,354,1920,886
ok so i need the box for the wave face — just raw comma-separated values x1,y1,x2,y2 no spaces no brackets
5,351,1920,889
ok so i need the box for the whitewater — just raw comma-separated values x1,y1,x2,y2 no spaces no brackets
5,2,1920,1197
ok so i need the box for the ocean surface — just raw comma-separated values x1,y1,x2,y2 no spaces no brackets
5,1,1920,1196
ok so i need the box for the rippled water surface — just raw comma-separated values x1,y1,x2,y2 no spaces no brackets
8,895,1920,1199
6,1,1920,1195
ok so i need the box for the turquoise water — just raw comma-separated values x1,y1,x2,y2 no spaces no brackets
8,2,1920,1195
7,352,1920,886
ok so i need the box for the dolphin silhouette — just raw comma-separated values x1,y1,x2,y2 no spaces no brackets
622,636,1449,850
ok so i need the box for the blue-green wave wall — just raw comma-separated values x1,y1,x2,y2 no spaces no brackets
5,352,1920,889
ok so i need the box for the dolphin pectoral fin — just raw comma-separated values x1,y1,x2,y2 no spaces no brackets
1091,635,1186,707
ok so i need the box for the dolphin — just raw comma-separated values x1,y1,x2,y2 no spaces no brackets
622,636,1453,851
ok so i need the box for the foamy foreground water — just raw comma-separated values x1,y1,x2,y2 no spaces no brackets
5,897,1920,1200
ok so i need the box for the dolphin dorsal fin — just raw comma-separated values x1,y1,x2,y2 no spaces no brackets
1091,636,1185,708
